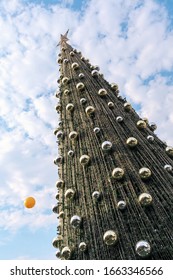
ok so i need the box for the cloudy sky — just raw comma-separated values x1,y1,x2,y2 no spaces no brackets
0,0,173,260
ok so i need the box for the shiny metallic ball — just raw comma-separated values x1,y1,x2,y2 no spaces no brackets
116,116,123,123
112,168,124,180
117,200,127,210
165,146,173,158
55,104,61,112
70,215,81,228
54,156,63,165
56,180,64,188
138,193,153,206
147,135,154,142
108,102,114,108
70,51,74,56
103,230,118,245
61,247,71,260
66,103,74,112
76,82,85,91
52,236,63,248
58,211,64,219
63,58,68,63
71,62,79,70
79,155,90,166
93,127,100,134
69,131,78,140
80,98,87,105
62,77,69,85
139,167,152,179
64,89,70,95
79,242,87,252
102,141,113,151
124,102,132,111
56,131,64,140
135,240,151,257
150,122,157,131
91,70,99,77
92,191,100,200
111,83,118,90
98,88,108,96
58,121,63,126
68,150,74,157
79,73,85,79
85,106,95,116
65,188,75,200
52,205,58,214
164,164,172,172
137,120,147,129
126,137,138,147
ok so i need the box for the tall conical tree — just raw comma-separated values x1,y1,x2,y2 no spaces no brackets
52,31,173,260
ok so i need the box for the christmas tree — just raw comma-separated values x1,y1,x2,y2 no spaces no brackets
52,31,173,260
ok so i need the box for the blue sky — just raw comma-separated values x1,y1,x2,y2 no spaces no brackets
0,0,173,260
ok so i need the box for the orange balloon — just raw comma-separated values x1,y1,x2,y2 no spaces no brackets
24,197,36,208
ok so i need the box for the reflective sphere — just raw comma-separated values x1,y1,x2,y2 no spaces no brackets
68,150,74,157
58,121,63,126
85,106,95,116
63,58,68,63
52,236,63,248
111,83,118,90
70,51,74,56
98,88,108,96
57,58,62,64
55,104,61,112
79,73,85,79
124,102,132,111
112,168,124,180
164,164,172,172
80,155,90,166
137,120,147,129
91,70,99,77
53,128,59,136
64,89,70,95
116,116,123,123
58,211,64,219
76,82,85,91
150,122,157,131
66,103,74,112
70,215,81,228
143,117,149,124
117,200,126,210
61,247,71,260
56,131,64,140
69,131,78,140
62,77,69,85
80,98,87,105
65,188,75,200
135,240,151,257
92,191,100,200
52,205,58,214
54,156,63,165
138,193,152,206
126,137,138,147
147,135,154,142
93,127,100,134
55,250,61,258
101,141,112,151
71,62,79,70
103,230,118,245
165,146,173,157
24,197,36,208
56,180,64,188
139,168,151,179
79,242,87,252
108,102,114,108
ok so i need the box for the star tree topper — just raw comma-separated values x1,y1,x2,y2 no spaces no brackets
57,29,69,47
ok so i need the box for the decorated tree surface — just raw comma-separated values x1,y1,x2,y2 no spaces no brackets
52,31,173,260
